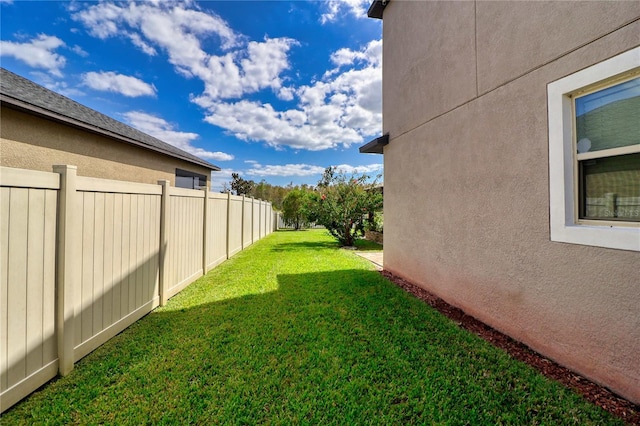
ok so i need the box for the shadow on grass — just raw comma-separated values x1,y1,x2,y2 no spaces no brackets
3,269,620,425
270,240,338,252
274,228,323,232
272,235,382,253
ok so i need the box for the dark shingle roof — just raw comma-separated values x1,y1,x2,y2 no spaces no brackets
0,68,219,171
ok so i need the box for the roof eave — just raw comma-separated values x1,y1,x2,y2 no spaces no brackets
367,0,388,19
359,134,389,154
1,94,221,172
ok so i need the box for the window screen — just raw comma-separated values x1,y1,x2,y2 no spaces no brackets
175,168,207,190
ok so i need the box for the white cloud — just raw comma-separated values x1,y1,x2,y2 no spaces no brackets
332,163,383,175
128,33,157,56
198,39,382,151
246,163,326,177
240,37,297,93
0,34,66,76
277,86,295,101
82,71,157,97
73,2,382,152
321,0,370,24
122,111,234,162
198,37,298,100
329,39,382,69
71,45,89,57
198,99,362,151
30,71,85,98
244,162,382,180
72,2,296,100
189,148,234,162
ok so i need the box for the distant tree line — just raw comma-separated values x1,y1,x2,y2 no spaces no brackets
221,172,313,211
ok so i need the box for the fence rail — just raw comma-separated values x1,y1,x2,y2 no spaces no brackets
0,166,275,412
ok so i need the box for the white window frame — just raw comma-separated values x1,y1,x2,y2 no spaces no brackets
547,47,640,252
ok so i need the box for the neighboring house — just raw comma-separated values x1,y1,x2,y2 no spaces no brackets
0,68,219,189
363,0,639,404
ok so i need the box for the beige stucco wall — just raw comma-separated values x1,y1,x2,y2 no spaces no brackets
382,1,640,403
0,107,212,188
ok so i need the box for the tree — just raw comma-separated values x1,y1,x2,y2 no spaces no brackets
314,167,382,246
281,188,320,230
282,189,308,230
221,174,293,209
220,182,232,194
254,179,268,201
230,173,255,196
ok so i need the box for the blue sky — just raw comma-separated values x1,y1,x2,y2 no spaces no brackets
0,0,383,190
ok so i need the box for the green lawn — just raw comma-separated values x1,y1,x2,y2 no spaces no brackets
4,230,622,425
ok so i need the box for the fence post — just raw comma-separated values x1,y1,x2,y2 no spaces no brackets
202,188,208,275
251,197,255,244
241,195,246,249
53,165,78,376
226,192,231,259
258,200,262,239
158,180,170,306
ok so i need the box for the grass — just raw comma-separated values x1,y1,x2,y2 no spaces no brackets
3,230,622,425
353,237,383,251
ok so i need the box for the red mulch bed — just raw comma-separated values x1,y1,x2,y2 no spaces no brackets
380,270,640,425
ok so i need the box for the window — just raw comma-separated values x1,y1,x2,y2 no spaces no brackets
547,47,640,251
175,168,207,190
575,77,640,222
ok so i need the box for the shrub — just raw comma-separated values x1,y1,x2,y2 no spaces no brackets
314,167,382,246
365,211,383,233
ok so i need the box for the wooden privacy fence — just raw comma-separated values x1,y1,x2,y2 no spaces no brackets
0,165,275,412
